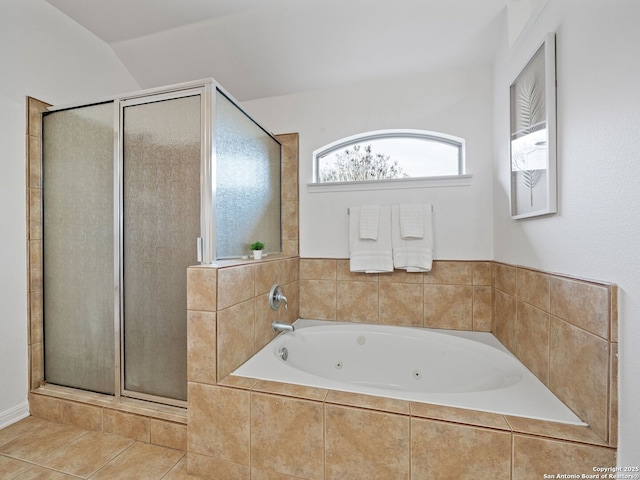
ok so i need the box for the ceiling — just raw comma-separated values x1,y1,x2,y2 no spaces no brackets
46,0,511,101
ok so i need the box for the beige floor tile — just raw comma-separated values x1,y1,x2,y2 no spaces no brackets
13,464,79,480
89,442,183,480
161,457,195,480
0,454,32,478
0,417,48,448
0,421,88,465
43,430,133,478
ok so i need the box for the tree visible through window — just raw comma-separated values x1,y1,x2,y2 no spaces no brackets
319,144,407,182
314,130,464,183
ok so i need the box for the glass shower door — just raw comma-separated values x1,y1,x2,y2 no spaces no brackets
42,102,116,395
121,94,202,403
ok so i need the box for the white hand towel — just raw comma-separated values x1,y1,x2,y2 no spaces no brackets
399,204,424,239
392,205,433,272
359,204,380,241
349,206,393,273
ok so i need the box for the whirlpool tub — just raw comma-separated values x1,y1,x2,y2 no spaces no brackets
232,319,585,425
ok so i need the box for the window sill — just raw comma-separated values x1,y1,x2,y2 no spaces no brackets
307,174,472,192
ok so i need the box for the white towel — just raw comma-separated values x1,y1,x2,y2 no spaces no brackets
399,204,424,239
392,205,433,272
349,206,393,273
359,204,380,241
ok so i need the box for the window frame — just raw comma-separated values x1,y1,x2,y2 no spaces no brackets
312,129,467,187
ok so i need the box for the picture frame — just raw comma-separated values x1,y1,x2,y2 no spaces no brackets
510,32,557,219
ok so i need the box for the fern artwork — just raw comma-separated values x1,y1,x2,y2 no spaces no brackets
514,73,545,206
509,34,557,219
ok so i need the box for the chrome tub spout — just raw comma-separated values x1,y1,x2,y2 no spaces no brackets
272,321,295,333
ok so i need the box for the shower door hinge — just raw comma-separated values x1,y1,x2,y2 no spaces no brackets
197,237,203,263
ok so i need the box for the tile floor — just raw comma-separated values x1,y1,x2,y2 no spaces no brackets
0,416,197,479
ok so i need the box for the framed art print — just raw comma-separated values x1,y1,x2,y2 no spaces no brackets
510,32,557,219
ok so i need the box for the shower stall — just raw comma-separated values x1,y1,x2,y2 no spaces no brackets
41,80,281,406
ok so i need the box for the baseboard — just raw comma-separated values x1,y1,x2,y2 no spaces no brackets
0,401,30,430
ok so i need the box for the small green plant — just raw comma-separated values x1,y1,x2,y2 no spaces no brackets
250,241,264,251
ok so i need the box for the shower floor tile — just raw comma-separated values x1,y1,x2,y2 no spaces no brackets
0,417,201,479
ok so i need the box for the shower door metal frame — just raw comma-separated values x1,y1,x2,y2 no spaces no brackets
114,83,214,407
42,78,279,407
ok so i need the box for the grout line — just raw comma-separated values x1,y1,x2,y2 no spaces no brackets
158,452,187,480
87,440,139,479
511,434,515,480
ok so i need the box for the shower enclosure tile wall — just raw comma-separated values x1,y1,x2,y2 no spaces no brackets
26,97,50,393
279,133,299,257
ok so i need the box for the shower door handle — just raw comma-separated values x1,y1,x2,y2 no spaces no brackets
197,237,203,263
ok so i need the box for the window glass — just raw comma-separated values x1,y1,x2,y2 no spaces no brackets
314,130,464,183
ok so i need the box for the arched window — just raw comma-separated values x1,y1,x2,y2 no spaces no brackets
313,129,465,184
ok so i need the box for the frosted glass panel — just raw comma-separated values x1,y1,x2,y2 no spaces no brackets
215,90,281,258
122,95,201,401
43,103,115,395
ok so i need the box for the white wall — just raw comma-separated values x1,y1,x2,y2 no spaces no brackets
244,65,495,260
493,0,640,464
0,0,139,428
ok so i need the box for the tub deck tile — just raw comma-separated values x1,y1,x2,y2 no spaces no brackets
326,390,410,415
218,375,259,390
409,402,511,431
505,415,608,446
251,379,329,402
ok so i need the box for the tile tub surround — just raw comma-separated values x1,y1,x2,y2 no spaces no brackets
299,259,617,446
186,259,617,478
188,382,615,479
299,259,493,330
187,256,300,385
493,262,617,445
